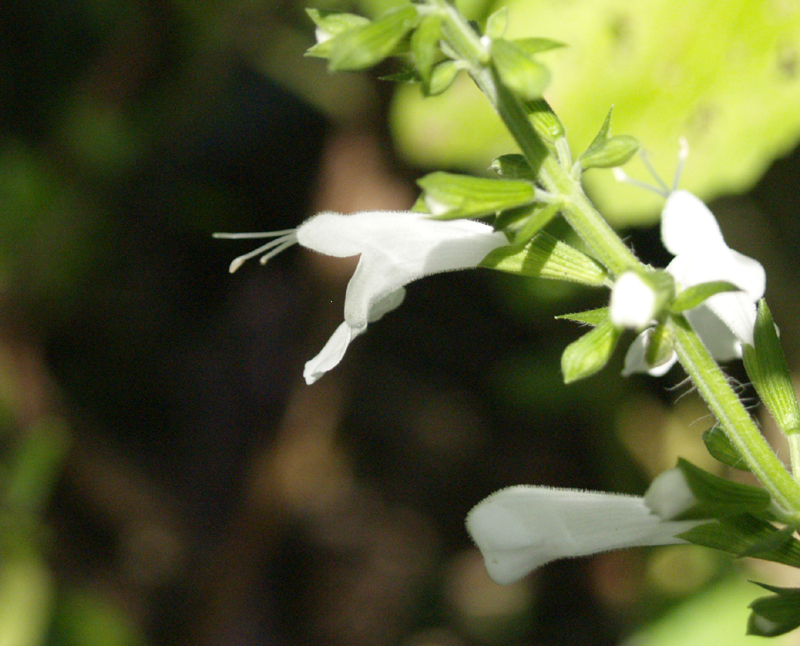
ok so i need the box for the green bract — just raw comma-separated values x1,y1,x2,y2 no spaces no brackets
481,232,608,285
743,300,800,438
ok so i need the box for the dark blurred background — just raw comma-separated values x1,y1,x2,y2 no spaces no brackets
3,1,800,645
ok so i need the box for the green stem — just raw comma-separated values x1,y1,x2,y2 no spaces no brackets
670,315,800,512
434,0,639,277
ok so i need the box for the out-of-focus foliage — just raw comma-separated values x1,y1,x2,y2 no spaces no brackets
391,0,800,225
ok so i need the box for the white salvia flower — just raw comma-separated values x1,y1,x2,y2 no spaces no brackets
216,211,507,385
624,190,766,375
466,478,701,585
610,271,658,329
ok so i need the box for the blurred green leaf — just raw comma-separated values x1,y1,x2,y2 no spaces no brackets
491,38,550,101
748,583,800,637
671,281,740,313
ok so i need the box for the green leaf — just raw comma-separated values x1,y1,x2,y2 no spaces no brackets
412,14,442,88
490,154,535,180
743,299,800,438
680,514,800,568
305,9,371,59
485,7,508,39
702,425,751,471
673,458,770,520
480,231,608,286
672,280,740,313
326,6,419,72
561,319,620,383
511,37,566,56
748,583,800,637
557,307,610,327
491,38,550,101
418,171,537,218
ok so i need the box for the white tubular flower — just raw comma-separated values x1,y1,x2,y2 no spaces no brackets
623,190,766,375
466,484,700,585
216,211,507,385
610,271,657,329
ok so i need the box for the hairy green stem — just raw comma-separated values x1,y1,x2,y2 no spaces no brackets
670,315,800,512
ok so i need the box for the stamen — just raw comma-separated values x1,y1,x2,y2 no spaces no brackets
612,167,668,197
639,149,670,195
219,231,299,273
213,229,297,239
673,137,690,191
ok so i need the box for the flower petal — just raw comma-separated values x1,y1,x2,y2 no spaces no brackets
303,321,362,385
687,299,753,358
621,329,677,377
610,271,657,329
300,211,506,328
466,486,697,584
661,190,725,256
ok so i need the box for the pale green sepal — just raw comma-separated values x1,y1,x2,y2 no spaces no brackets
671,458,770,520
327,6,419,72
480,231,608,286
560,319,620,384
556,307,609,327
525,99,566,145
418,172,536,219
511,37,565,56
508,201,560,245
743,299,800,438
411,14,442,89
679,514,800,568
748,583,800,637
305,10,371,58
490,38,550,101
644,323,675,370
490,154,534,180
671,281,740,313
427,60,460,96
485,7,508,39
702,425,751,472
578,135,639,170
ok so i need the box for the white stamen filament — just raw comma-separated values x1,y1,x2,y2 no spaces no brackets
214,230,298,273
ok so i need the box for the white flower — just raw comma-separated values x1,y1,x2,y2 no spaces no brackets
466,477,700,585
216,211,507,384
610,271,658,329
623,190,765,375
